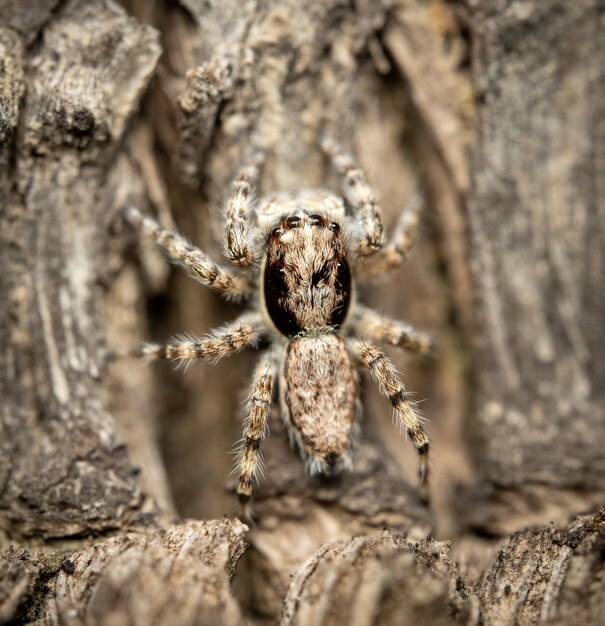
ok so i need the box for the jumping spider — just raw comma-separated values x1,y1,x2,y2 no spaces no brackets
124,137,433,519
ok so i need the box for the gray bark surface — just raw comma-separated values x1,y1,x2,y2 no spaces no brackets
0,0,603,625
0,0,161,540
465,0,605,534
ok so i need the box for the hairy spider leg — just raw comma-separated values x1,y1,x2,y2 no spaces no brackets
320,136,385,256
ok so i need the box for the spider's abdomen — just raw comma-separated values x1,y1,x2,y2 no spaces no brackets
280,334,359,475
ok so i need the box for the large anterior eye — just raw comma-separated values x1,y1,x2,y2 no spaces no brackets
285,216,301,228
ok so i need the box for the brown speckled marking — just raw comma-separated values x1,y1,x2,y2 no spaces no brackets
281,334,358,474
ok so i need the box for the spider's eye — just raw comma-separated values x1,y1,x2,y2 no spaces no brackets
285,216,301,228
309,214,324,226
329,222,340,233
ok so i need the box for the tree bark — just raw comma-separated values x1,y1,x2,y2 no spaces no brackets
0,0,603,625
463,0,605,535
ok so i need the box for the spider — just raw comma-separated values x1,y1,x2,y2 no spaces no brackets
123,137,433,520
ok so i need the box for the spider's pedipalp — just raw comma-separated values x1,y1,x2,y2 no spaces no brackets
352,304,435,357
320,136,384,256
356,191,424,279
351,338,430,491
131,312,265,365
223,153,265,267
123,205,252,300
235,353,276,522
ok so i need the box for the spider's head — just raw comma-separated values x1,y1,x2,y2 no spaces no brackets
262,212,352,337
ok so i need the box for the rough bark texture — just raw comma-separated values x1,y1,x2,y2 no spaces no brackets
464,0,605,535
1,0,603,624
1,518,247,625
0,0,162,540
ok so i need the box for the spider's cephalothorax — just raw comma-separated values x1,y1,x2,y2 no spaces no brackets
124,137,434,519
263,210,352,337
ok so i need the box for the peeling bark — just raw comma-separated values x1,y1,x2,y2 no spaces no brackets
1,519,247,625
281,531,475,626
476,508,605,625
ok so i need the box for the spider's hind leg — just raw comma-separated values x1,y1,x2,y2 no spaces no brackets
351,338,430,498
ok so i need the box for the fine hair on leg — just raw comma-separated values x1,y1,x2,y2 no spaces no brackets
235,352,276,521
352,304,435,357
123,205,252,300
131,312,265,365
320,136,385,256
351,338,430,494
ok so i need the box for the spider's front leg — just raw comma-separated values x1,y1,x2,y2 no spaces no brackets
235,353,276,522
320,136,384,256
123,206,252,300
356,191,424,279
223,153,265,268
130,312,265,364
352,304,435,357
351,338,430,496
